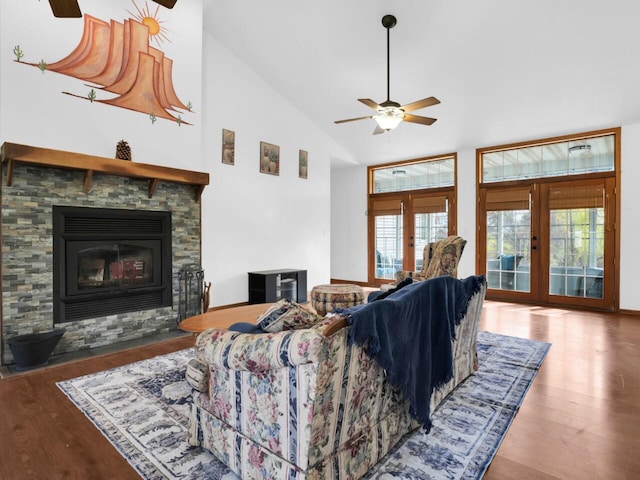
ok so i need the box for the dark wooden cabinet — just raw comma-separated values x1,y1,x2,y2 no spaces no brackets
248,269,307,304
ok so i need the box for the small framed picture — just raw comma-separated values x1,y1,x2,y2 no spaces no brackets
222,129,235,165
299,150,308,179
260,141,280,175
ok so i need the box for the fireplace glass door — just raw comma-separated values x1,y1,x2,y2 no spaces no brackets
73,242,159,293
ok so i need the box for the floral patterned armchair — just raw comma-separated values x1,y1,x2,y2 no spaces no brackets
380,235,467,291
187,278,485,479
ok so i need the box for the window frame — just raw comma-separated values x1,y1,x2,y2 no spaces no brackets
368,153,458,285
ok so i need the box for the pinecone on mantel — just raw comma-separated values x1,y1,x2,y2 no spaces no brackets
115,140,132,161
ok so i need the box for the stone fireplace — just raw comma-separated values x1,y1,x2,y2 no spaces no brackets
0,143,209,366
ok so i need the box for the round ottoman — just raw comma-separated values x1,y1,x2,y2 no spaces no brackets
310,284,365,316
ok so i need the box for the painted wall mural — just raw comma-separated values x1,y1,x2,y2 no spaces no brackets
13,1,193,126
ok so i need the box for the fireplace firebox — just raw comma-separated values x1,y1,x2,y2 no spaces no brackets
53,206,172,323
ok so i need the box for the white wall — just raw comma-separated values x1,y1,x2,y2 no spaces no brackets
620,124,640,310
0,0,203,169
200,33,351,306
456,148,477,279
330,164,368,282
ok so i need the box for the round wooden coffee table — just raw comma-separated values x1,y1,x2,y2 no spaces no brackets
179,303,270,333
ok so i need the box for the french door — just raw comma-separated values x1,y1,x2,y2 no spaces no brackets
369,191,455,284
478,177,616,310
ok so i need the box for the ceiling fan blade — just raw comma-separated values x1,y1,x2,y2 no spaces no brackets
400,96,441,113
48,0,174,18
403,114,438,126
48,0,82,17
152,0,178,8
373,125,386,135
334,115,373,125
358,99,382,111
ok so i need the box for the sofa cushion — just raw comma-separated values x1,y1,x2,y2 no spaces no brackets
257,299,322,333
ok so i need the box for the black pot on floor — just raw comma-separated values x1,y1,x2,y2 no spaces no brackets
8,329,65,371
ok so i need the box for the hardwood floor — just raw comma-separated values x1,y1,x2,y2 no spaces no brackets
0,335,195,480
480,302,640,480
0,302,638,479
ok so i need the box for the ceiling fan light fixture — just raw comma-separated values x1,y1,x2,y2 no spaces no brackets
374,108,405,131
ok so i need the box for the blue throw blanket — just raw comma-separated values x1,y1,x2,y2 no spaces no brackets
346,275,485,431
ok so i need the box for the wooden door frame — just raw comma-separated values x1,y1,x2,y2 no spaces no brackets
367,192,405,284
537,176,617,310
476,127,621,311
368,188,457,285
477,182,539,303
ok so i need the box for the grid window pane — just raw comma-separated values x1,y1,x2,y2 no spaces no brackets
549,208,604,299
414,212,448,271
486,209,531,292
375,215,403,279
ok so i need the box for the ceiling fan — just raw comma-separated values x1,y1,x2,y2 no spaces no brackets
335,14,440,135
48,0,177,18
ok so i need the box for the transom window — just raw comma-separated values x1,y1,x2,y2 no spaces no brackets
372,157,455,193
481,134,614,183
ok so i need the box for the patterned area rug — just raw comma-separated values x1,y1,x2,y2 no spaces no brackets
57,331,550,480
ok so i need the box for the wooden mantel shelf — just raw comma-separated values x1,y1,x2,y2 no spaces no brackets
0,142,209,201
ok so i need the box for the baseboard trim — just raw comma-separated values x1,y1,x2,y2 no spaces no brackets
206,301,248,312
618,309,640,317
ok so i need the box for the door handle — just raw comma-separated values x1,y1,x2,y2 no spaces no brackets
532,245,537,250
532,235,538,241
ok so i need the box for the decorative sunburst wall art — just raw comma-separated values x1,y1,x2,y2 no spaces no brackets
12,0,194,126
129,1,171,46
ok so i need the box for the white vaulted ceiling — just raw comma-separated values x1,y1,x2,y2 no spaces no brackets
203,0,640,167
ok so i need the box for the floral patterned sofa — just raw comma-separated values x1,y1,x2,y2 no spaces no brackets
187,276,486,479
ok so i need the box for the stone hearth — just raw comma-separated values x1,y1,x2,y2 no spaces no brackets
0,143,209,366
